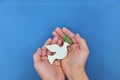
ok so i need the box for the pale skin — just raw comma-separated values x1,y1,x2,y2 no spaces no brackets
33,27,89,80
33,37,64,80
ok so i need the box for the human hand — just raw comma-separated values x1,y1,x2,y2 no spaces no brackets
53,27,89,80
33,37,64,80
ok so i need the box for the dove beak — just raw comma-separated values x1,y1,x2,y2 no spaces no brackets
67,43,70,46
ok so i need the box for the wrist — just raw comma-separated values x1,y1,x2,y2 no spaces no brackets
42,76,57,80
43,78,56,80
68,68,89,80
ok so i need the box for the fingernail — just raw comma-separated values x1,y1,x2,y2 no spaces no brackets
76,34,79,36
48,38,52,41
55,27,60,30
53,36,58,40
62,27,66,30
52,31,55,34
37,48,40,50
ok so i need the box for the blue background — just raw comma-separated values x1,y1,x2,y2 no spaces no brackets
0,0,120,80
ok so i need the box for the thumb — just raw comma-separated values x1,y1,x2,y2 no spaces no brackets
33,48,42,63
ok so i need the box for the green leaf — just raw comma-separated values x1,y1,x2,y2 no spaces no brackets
63,34,72,45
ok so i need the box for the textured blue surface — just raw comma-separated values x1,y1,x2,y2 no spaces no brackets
0,0,120,80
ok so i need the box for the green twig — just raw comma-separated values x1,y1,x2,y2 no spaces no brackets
63,34,72,45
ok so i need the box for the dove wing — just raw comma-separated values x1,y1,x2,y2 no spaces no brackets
46,44,60,52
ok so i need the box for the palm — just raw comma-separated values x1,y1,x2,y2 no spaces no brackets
52,27,89,78
61,44,88,76
33,37,65,80
36,56,64,80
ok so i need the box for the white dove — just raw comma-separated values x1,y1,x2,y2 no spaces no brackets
46,42,70,64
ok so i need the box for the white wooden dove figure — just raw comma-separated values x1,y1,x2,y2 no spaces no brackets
46,42,70,64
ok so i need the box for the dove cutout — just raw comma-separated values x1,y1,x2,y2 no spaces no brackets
46,42,70,64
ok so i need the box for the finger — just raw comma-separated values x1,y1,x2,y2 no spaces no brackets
42,38,52,50
62,27,75,38
76,34,82,44
33,48,42,62
53,60,61,67
42,38,52,56
52,31,61,39
52,37,59,44
55,27,64,38
76,34,88,50
57,39,62,46
41,48,47,56
34,48,42,57
62,27,77,44
41,49,48,61
67,46,72,53
47,37,59,55
71,44,80,50
52,31,64,41
41,56,48,61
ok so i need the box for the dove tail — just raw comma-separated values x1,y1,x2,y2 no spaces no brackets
48,55,55,64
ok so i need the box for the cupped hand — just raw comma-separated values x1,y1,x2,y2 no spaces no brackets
53,27,89,80
33,37,64,80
